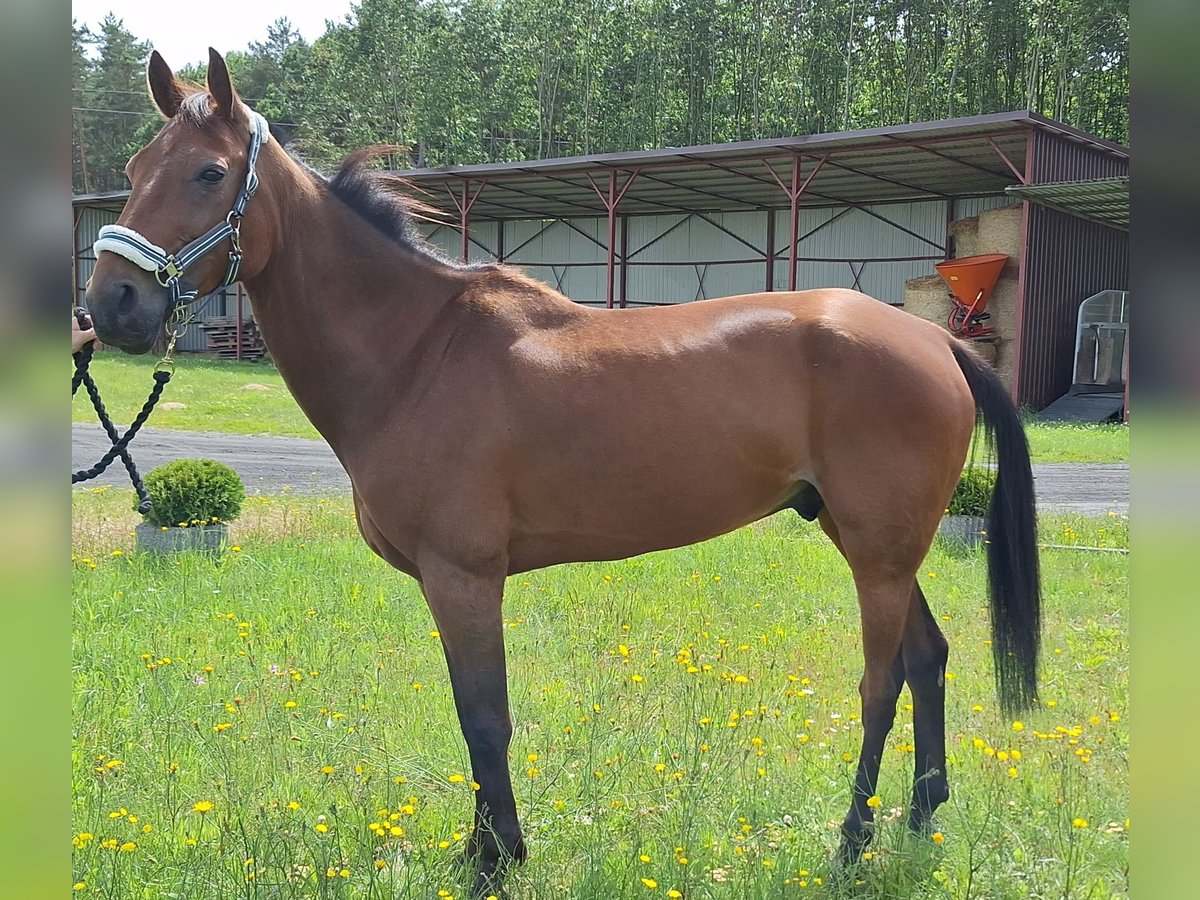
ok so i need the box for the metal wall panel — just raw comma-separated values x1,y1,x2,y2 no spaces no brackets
769,201,947,303
73,206,119,309
1018,132,1130,409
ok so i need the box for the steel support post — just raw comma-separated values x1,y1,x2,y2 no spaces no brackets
587,169,639,308
765,208,776,291
448,179,487,262
1012,127,1036,404
764,154,827,292
235,283,244,361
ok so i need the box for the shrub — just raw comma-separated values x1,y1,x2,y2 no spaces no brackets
947,465,996,517
141,459,245,528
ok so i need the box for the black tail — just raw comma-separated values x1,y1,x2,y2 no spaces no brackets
952,344,1041,715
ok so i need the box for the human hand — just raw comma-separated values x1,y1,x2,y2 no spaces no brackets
72,311,96,353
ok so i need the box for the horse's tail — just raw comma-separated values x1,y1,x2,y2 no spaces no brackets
952,343,1041,715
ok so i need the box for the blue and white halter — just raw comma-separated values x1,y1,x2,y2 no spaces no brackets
94,110,271,310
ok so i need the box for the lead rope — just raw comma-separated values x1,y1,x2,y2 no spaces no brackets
72,307,185,515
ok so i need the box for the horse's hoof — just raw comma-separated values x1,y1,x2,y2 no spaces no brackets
836,826,872,868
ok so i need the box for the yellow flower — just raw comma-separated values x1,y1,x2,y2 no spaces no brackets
118,842,137,852
286,801,300,810
641,878,658,889
1073,818,1089,828
284,700,297,709
375,860,388,870
193,800,214,813
668,892,682,899
866,795,882,809
1012,721,1025,731
932,831,945,844
314,823,329,834
448,773,466,783
321,766,335,775
74,883,86,891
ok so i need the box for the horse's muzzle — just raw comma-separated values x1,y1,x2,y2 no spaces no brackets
86,267,171,354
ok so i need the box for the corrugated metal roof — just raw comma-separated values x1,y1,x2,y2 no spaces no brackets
1005,176,1129,231
73,111,1128,222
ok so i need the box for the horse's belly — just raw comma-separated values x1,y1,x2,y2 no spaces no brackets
506,447,803,572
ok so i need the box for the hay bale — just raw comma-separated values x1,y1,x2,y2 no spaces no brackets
976,205,1023,259
902,274,953,325
948,215,980,259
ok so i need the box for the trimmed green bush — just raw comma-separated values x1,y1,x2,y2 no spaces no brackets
947,465,996,517
141,458,245,528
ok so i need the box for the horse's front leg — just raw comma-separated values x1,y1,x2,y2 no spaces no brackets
420,560,525,895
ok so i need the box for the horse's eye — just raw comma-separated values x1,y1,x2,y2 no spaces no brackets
200,167,226,184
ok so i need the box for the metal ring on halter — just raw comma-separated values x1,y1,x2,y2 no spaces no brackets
155,258,184,288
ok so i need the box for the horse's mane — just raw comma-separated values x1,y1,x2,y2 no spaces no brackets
325,148,459,264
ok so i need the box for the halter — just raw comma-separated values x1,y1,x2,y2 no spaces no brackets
94,109,271,310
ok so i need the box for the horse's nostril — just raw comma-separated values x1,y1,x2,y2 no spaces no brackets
115,282,137,317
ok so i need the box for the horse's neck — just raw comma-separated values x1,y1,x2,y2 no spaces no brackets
241,174,474,447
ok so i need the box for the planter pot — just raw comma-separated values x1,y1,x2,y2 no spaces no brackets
938,515,986,549
136,521,229,554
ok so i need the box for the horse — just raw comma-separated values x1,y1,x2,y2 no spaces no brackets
86,48,1041,895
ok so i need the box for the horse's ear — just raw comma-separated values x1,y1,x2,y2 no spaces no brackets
147,50,184,119
205,47,239,119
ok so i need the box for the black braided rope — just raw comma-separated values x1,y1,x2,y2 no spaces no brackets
71,329,171,516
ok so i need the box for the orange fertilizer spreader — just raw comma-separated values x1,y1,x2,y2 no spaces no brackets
935,253,1007,340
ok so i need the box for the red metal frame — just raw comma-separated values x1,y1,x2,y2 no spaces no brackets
586,169,640,308
448,179,488,261
1012,126,1036,403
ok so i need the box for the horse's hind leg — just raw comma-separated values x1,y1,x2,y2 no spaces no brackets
902,582,950,832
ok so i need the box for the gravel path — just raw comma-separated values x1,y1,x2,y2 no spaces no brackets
72,423,1128,515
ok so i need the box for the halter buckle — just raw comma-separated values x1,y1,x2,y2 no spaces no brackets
156,257,183,287
227,212,243,255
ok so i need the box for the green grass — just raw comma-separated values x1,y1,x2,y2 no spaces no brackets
73,354,313,438
75,354,1129,463
72,490,1128,898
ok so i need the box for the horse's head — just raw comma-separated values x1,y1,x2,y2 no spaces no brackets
87,49,275,353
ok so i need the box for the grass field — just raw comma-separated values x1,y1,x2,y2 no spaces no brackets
73,354,1130,464
71,489,1128,898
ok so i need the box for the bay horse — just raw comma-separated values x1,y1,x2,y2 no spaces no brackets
87,49,1041,894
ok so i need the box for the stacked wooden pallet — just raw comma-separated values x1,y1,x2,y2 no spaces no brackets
199,316,268,360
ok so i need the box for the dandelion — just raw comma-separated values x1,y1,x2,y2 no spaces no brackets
448,773,466,783
641,878,659,889
315,823,329,834
866,795,882,809
193,800,214,813
639,854,651,863
932,832,945,844
1012,721,1025,732
1073,818,1089,828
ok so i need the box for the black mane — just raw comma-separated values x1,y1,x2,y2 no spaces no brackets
326,148,459,264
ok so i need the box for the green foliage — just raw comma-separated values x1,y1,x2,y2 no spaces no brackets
142,458,245,527
948,465,997,517
72,0,1129,191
